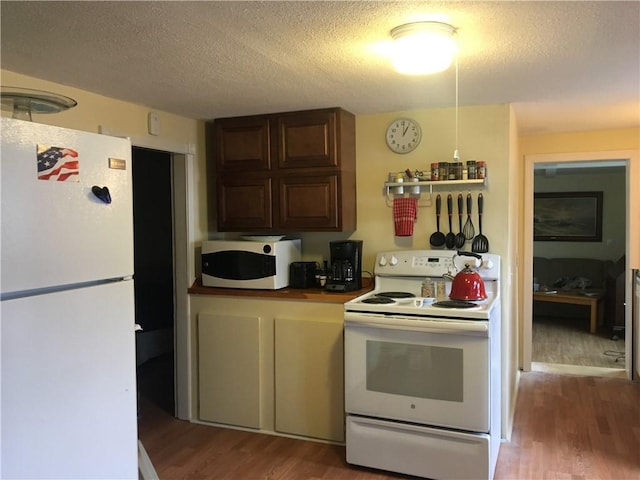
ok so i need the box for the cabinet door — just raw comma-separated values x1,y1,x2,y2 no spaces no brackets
278,173,339,231
217,175,273,231
212,116,271,172
274,318,344,442
276,110,337,169
198,313,262,428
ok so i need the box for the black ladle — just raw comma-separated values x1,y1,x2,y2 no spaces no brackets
455,193,466,248
429,194,445,248
445,194,456,249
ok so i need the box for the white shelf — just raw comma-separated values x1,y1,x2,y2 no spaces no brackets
383,178,487,207
385,178,485,189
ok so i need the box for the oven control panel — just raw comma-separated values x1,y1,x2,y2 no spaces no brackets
375,250,500,279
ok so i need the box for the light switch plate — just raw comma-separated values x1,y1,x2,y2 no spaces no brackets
148,112,160,136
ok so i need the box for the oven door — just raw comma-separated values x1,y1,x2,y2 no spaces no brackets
344,312,490,432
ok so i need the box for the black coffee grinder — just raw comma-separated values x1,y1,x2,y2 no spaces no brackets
326,240,363,292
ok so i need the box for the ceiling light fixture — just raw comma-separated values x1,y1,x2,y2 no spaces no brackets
390,21,457,75
0,86,77,121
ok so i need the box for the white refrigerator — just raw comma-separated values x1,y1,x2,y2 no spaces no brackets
1,118,138,479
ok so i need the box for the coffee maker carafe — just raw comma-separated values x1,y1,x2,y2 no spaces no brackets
326,240,363,292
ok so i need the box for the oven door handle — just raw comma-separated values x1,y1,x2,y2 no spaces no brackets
344,312,489,336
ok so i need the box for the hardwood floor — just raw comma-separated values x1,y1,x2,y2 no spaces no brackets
138,398,415,479
138,361,640,479
494,372,640,480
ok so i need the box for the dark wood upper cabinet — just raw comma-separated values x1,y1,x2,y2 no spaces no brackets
277,110,337,169
212,115,271,172
210,107,356,233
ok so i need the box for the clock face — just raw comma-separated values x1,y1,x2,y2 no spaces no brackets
385,118,422,154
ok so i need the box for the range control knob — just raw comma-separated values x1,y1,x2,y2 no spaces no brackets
379,256,388,266
389,255,399,266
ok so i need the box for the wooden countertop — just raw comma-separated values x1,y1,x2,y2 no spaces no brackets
188,278,374,304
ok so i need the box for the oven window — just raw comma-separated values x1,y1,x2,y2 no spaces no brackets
366,340,463,402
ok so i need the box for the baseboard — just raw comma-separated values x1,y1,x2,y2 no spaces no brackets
503,369,520,442
138,440,159,480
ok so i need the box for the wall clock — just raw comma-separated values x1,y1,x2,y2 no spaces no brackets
385,118,422,154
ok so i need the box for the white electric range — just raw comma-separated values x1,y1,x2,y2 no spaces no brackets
344,249,502,480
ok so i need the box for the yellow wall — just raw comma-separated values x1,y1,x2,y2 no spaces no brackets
300,105,512,270
1,69,210,244
520,128,640,268
520,128,640,154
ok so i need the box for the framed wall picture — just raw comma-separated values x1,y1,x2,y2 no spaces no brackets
534,191,603,242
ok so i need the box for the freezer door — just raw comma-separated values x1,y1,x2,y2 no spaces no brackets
1,118,133,294
1,280,138,479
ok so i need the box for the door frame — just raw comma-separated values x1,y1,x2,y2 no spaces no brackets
99,126,195,419
522,150,638,379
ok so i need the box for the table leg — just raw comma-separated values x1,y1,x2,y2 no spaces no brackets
589,299,597,333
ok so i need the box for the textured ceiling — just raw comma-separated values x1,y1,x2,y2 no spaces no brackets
1,1,639,134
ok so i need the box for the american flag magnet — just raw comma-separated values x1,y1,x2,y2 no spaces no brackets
37,144,79,182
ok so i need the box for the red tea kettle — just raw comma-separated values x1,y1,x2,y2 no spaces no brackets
447,251,487,301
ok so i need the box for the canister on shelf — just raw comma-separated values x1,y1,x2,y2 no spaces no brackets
467,160,477,179
477,161,486,179
430,163,439,181
453,162,463,180
439,162,449,181
410,176,420,195
394,172,404,194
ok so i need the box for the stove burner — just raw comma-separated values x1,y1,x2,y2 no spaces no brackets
361,296,396,304
375,292,416,299
432,300,478,309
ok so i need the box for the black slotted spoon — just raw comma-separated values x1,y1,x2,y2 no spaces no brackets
472,193,489,253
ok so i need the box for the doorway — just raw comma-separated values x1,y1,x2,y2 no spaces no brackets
133,147,175,415
523,151,637,378
97,125,192,420
530,162,626,374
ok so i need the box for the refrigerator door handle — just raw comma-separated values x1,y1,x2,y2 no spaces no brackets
1,276,131,301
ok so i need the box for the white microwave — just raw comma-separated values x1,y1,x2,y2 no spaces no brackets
201,239,302,289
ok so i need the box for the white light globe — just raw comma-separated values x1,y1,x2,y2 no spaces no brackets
391,22,458,75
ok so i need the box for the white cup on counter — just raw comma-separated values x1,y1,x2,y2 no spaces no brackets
414,297,436,307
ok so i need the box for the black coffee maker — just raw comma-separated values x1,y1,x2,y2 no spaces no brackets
326,240,363,292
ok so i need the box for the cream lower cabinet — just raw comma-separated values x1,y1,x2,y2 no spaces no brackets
274,318,344,442
193,297,345,442
198,313,265,429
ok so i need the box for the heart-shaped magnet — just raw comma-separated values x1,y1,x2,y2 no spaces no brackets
91,186,112,204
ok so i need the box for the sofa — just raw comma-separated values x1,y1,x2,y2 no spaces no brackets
533,256,613,320
533,257,612,292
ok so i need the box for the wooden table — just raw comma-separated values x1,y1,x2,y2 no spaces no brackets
533,291,605,333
